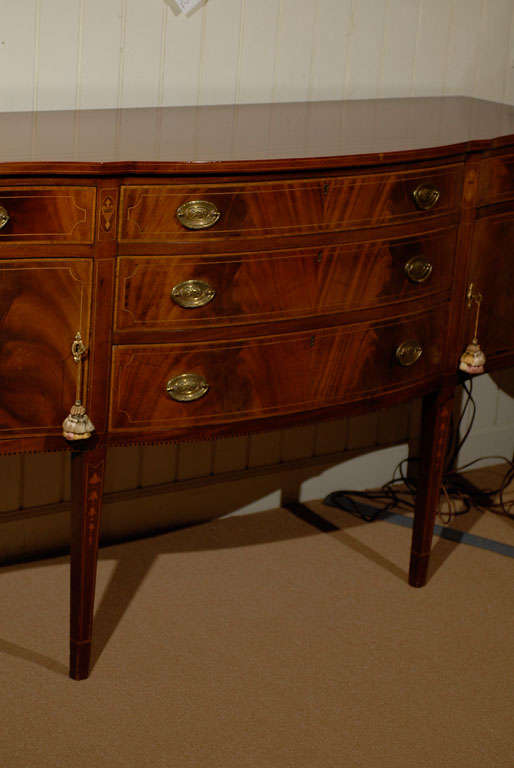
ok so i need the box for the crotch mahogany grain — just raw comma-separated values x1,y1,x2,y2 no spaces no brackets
0,97,513,680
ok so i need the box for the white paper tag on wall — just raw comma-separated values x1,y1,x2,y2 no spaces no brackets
175,0,204,13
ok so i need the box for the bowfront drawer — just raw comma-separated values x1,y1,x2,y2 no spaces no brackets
115,228,455,332
109,307,447,431
0,187,95,244
119,166,461,243
479,153,514,204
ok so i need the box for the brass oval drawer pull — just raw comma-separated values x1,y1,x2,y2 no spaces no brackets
395,340,423,367
412,184,440,210
0,205,10,230
171,279,216,308
404,257,433,283
176,200,221,230
166,373,209,402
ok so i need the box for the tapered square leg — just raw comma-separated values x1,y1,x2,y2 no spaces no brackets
69,443,106,680
409,386,455,588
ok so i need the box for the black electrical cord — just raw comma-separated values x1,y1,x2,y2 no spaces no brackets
324,377,514,523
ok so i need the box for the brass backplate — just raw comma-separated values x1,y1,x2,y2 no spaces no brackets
404,257,433,283
171,279,216,308
395,340,423,367
412,184,440,211
176,200,221,230
166,373,209,402
0,205,10,230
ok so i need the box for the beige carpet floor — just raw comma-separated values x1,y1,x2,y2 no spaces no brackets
1,500,513,768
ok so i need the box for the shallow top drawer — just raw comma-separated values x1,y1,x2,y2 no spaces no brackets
0,187,95,244
478,153,514,205
119,165,462,243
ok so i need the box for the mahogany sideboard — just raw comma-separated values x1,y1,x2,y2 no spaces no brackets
1,97,514,680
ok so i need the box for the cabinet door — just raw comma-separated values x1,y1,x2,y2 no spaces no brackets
0,259,92,436
467,210,514,360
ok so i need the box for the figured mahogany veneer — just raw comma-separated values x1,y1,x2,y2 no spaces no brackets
120,167,461,243
0,187,95,244
0,259,91,435
466,210,514,361
110,307,446,432
1,97,514,681
478,152,514,204
115,228,455,333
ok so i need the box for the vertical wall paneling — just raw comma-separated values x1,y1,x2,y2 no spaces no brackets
161,4,204,106
104,446,142,494
79,0,124,109
343,0,387,99
445,0,483,97
280,425,317,462
22,453,64,508
212,436,249,475
308,0,354,101
272,0,319,103
377,405,410,446
119,0,166,108
0,1,37,111
0,456,22,513
248,432,282,468
314,419,348,455
36,0,81,110
197,0,243,105
505,3,514,104
346,412,379,451
412,0,452,96
176,442,213,481
379,0,420,98
236,0,280,104
140,444,177,487
473,0,513,102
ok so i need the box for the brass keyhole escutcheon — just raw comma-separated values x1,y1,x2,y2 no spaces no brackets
0,205,10,230
395,340,423,367
166,373,209,402
171,280,216,309
176,200,221,230
412,184,440,211
404,257,433,283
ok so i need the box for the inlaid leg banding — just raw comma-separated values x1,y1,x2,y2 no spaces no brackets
69,444,106,680
409,387,455,588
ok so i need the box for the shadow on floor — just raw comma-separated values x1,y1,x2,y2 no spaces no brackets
1,500,510,676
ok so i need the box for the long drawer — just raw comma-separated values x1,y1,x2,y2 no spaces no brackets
109,307,447,431
119,165,461,243
0,187,96,244
115,228,455,332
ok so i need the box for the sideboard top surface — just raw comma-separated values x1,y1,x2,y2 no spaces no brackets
1,96,514,175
